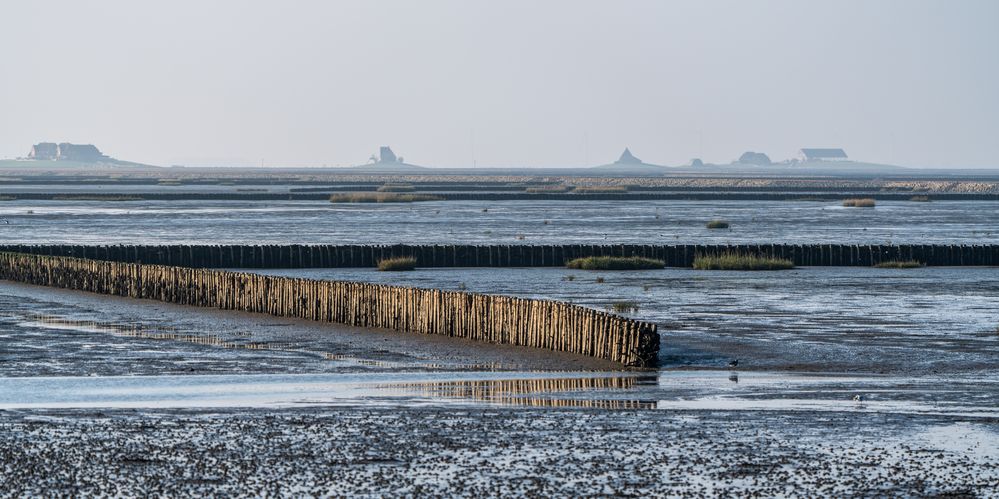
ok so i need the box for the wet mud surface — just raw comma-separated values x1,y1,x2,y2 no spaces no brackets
1,407,996,497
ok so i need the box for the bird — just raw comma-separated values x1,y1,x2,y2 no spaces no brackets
853,394,864,402
727,359,739,369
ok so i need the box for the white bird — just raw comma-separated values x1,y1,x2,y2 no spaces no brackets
853,394,864,402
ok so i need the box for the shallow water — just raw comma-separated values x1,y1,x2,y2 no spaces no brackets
2,198,997,244
1,370,995,418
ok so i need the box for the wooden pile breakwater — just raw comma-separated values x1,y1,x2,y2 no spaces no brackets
0,252,660,367
0,243,996,268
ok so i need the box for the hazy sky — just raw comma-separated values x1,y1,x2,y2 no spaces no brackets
2,0,997,168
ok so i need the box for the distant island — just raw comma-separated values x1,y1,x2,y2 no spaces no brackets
28,142,110,162
1,142,146,168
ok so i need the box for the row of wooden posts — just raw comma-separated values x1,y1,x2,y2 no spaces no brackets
1,243,997,268
0,252,660,367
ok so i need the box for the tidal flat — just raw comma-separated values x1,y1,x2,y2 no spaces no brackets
1,269,997,494
2,192,998,495
2,198,999,245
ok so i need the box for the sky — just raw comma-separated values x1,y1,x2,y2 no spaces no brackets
1,0,997,168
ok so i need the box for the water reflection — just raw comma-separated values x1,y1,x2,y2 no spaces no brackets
384,376,658,409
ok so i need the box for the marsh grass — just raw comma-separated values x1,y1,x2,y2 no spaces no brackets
705,220,730,229
609,301,640,313
572,185,629,194
376,184,415,192
330,193,441,203
874,260,925,269
0,195,14,201
843,198,876,207
909,195,931,202
376,256,417,271
566,256,665,270
693,252,794,271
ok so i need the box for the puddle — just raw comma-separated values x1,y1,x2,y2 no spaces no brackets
0,372,645,409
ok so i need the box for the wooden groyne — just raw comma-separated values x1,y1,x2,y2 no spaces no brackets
1,244,996,268
0,252,659,367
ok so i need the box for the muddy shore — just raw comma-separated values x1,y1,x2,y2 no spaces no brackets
1,407,996,497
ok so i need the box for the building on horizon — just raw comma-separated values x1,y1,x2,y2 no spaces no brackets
799,148,848,162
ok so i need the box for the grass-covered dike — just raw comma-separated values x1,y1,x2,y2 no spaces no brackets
376,256,417,271
693,252,795,271
565,256,665,270
874,260,925,269
842,198,876,207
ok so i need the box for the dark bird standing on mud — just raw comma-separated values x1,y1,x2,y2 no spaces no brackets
727,359,739,369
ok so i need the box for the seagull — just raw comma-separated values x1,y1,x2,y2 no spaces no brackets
727,359,739,369
852,394,864,403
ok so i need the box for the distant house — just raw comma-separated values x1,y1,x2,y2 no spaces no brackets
799,148,848,161
615,148,643,165
378,146,399,164
28,142,59,160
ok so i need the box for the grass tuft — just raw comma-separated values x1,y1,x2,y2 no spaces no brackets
376,256,417,271
566,256,665,270
842,198,876,207
705,220,730,229
330,193,441,203
609,301,640,313
874,260,925,269
693,252,794,271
